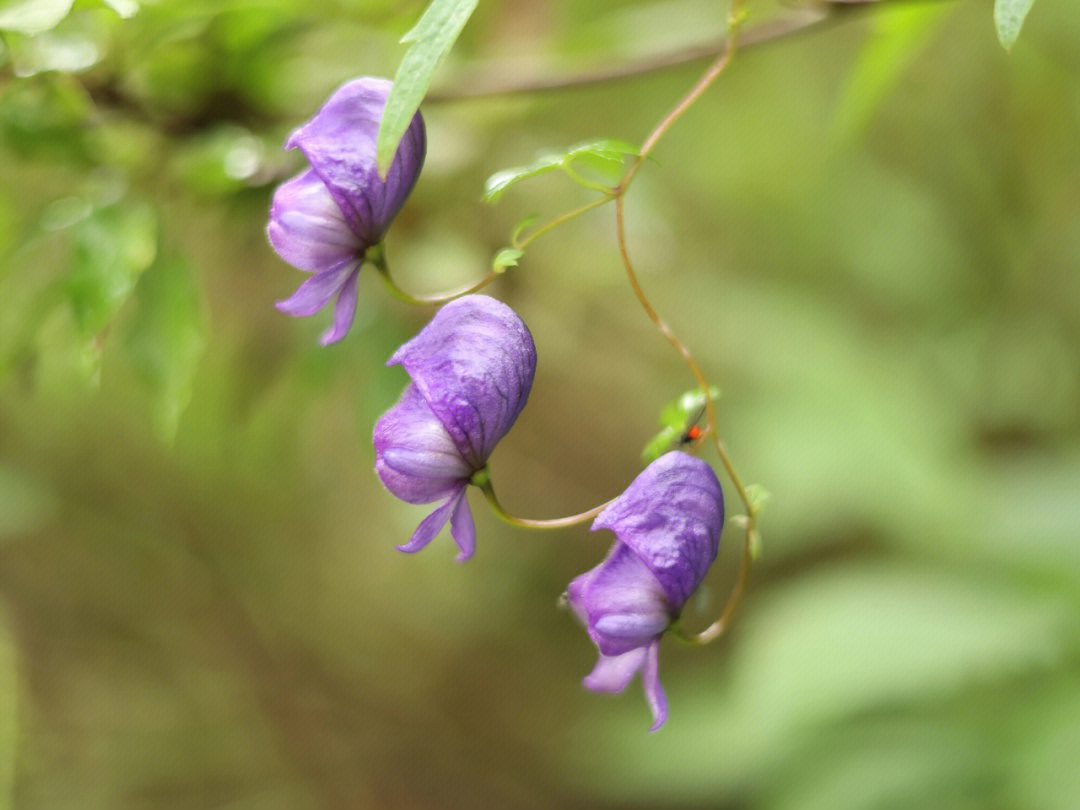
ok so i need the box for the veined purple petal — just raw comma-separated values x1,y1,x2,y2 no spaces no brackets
320,269,359,345
285,77,426,245
450,494,476,562
374,385,472,504
642,641,668,731
267,170,362,273
275,262,357,317
567,542,672,657
592,452,724,608
583,647,648,693
397,487,465,554
389,296,536,467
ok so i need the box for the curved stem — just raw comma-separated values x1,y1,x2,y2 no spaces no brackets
514,195,612,250
371,247,497,307
478,478,611,530
675,528,753,645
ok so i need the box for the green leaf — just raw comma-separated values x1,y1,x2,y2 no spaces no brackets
492,248,522,274
483,155,564,203
66,203,157,340
995,0,1036,51
641,386,720,463
0,0,73,35
376,0,478,178
483,139,638,203
124,257,207,442
510,214,538,244
98,0,138,17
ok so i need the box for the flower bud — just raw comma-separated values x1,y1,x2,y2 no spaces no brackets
268,77,426,344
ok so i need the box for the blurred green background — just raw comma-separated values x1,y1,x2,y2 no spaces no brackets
2,0,1079,808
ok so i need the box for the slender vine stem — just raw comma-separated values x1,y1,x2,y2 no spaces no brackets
370,246,497,306
611,13,758,643
514,195,612,250
477,476,612,530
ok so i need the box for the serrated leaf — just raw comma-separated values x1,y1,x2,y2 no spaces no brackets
376,0,478,178
0,0,73,35
994,0,1036,51
565,138,639,180
659,385,721,429
124,257,207,442
66,203,157,339
492,248,522,273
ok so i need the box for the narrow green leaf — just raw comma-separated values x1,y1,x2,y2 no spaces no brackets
0,0,73,35
66,202,157,339
484,139,637,203
124,257,207,442
641,426,680,464
483,156,563,203
994,0,1036,51
492,248,523,274
642,386,721,463
376,0,478,178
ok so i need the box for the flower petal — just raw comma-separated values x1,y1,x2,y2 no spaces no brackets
449,492,476,562
319,268,359,345
267,170,362,273
642,640,668,731
374,384,472,504
567,542,671,657
396,487,464,554
388,296,537,467
583,646,647,693
592,452,724,608
275,261,356,317
285,77,425,245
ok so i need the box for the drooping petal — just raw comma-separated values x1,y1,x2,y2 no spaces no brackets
285,77,426,246
374,385,472,504
396,486,465,554
320,268,359,345
567,542,672,657
388,296,536,467
275,261,357,317
642,640,668,731
267,170,362,273
592,452,724,609
582,646,648,693
449,493,476,562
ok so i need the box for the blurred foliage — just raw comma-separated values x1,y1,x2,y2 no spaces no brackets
1,0,1079,809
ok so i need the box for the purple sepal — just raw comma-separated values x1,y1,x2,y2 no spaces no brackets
285,77,426,246
389,296,537,468
568,452,724,730
374,296,535,558
267,170,362,274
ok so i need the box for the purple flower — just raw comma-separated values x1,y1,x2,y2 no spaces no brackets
268,77,426,344
373,296,536,560
568,452,724,730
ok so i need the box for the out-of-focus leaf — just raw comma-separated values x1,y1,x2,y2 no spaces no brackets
830,1,953,145
0,75,94,160
483,139,637,202
0,0,72,35
0,462,57,540
0,603,15,810
66,202,157,340
171,125,265,196
5,31,100,76
124,257,207,442
376,0,478,177
98,0,138,17
994,0,1036,51
641,425,680,464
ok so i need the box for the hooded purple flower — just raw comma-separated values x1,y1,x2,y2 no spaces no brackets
268,77,426,344
373,295,536,560
568,452,724,730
